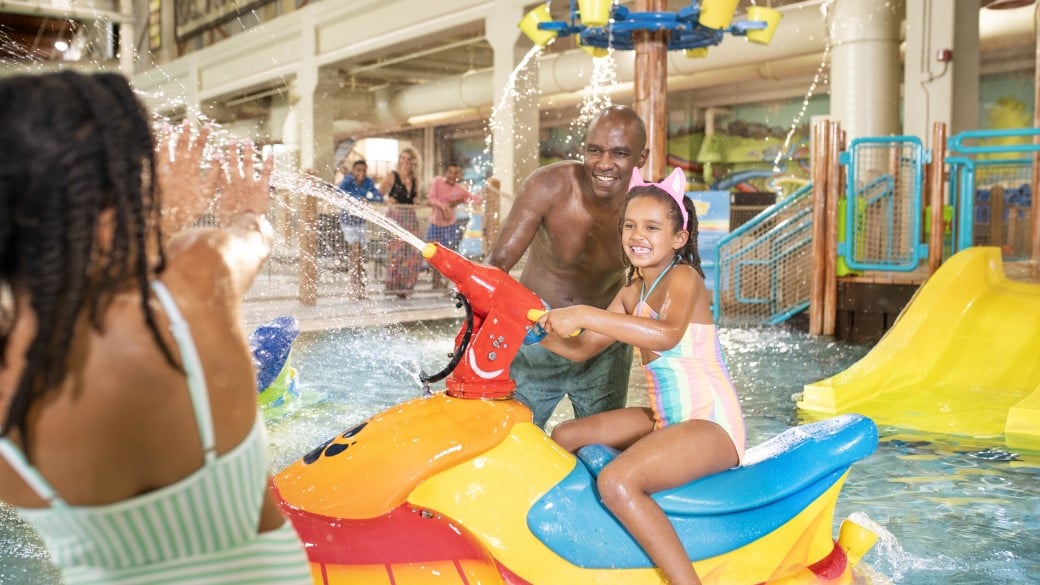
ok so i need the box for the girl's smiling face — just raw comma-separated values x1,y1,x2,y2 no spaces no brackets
621,195,689,270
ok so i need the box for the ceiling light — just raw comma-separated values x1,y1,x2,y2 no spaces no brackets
54,40,69,52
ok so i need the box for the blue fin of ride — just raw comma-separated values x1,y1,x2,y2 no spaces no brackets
250,316,301,392
528,414,878,568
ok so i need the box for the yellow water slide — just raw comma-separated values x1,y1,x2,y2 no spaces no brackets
799,247,1040,452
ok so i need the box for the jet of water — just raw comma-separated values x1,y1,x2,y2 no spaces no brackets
269,168,426,251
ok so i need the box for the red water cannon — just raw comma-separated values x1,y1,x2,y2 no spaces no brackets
420,242,544,400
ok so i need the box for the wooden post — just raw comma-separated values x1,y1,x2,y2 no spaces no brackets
822,122,842,336
634,0,669,180
809,120,830,336
928,122,947,274
990,185,1005,249
1009,204,1024,255
887,142,901,260
484,177,502,255
299,172,319,307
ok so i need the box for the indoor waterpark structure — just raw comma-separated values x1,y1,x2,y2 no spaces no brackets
1,0,1039,584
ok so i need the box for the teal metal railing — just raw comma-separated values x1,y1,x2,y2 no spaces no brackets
838,136,927,272
946,128,1040,256
713,183,814,326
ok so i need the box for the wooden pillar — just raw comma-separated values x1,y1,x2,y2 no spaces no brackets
484,177,502,255
809,120,831,336
928,122,948,274
299,173,319,306
633,0,668,181
990,185,1006,249
823,122,842,336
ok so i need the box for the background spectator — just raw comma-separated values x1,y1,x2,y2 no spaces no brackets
338,159,383,299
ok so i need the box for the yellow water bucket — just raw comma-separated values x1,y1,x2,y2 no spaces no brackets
699,0,740,30
578,0,613,27
746,5,783,44
519,4,557,47
684,47,709,59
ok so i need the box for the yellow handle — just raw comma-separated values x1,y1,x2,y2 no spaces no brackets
526,309,580,337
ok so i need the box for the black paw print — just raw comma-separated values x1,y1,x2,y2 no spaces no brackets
302,421,368,464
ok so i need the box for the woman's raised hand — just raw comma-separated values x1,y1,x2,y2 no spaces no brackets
156,119,220,234
214,140,275,225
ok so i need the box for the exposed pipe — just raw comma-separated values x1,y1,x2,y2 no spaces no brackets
828,0,902,139
386,4,830,126
371,2,1035,129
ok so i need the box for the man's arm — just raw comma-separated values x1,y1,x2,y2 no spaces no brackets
364,178,383,201
485,165,562,272
449,183,477,206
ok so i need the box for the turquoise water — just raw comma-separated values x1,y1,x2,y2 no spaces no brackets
3,319,1038,583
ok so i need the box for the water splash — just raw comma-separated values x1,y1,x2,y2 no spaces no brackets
566,49,618,149
771,1,834,173
0,10,434,313
846,511,960,581
269,167,426,251
482,43,546,180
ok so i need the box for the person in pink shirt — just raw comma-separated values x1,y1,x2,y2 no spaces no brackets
425,162,481,289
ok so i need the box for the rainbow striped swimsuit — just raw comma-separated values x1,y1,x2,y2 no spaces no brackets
634,270,745,462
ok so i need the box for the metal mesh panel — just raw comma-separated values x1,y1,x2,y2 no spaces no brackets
257,201,490,299
847,142,921,269
715,185,814,327
972,161,1034,259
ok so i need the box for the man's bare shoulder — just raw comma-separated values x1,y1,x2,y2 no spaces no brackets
521,160,584,195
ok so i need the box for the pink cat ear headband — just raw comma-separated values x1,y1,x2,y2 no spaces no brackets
627,166,689,230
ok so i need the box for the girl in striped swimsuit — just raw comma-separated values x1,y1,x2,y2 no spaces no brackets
536,166,745,585
0,72,311,584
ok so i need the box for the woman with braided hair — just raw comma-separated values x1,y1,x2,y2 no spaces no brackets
534,167,745,585
0,71,311,583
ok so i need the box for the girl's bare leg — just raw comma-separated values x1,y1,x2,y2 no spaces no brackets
596,420,739,585
550,407,655,453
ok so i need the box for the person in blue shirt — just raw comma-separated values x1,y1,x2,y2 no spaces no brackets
337,159,383,299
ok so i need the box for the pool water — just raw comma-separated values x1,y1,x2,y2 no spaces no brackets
2,320,1038,584
270,321,1040,584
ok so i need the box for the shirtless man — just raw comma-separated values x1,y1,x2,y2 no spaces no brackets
487,105,648,428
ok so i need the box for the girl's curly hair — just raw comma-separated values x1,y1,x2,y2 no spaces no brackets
0,71,176,455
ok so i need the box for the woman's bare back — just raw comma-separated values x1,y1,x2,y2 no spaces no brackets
0,233,284,529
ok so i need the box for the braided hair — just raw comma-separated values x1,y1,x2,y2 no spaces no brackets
620,185,704,286
0,71,176,453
